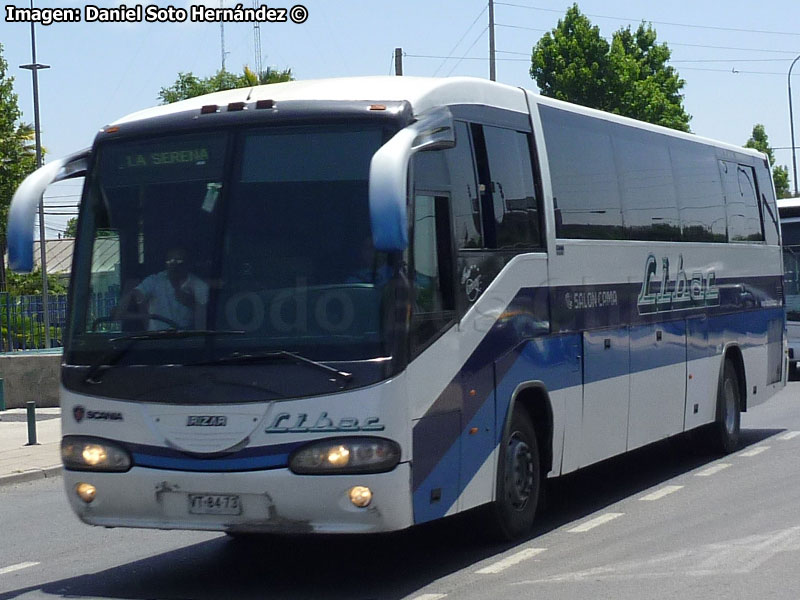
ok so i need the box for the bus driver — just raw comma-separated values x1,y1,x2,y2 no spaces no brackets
116,247,209,330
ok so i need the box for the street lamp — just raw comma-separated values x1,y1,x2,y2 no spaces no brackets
789,54,800,197
19,0,52,349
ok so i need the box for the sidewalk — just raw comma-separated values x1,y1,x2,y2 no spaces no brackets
0,408,62,487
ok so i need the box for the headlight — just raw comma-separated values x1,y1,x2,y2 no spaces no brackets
61,436,132,472
289,437,401,475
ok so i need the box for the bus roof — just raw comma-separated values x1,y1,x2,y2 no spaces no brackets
111,76,530,125
109,75,767,162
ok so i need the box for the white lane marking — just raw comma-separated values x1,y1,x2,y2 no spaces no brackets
739,446,770,457
695,463,731,477
476,548,546,574
0,562,39,575
639,485,684,501
778,431,800,441
567,512,624,533
513,526,800,583
410,595,447,600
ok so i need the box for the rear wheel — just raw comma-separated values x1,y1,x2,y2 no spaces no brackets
484,409,540,540
709,359,741,454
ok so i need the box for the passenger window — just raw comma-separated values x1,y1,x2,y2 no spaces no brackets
479,126,541,249
613,128,680,241
671,141,727,242
721,161,764,242
539,106,624,239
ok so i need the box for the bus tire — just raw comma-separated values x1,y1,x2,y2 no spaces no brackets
485,409,540,540
710,359,741,454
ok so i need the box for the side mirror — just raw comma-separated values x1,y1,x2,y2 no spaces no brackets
7,149,90,272
368,107,455,252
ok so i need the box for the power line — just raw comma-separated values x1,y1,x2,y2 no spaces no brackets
671,58,797,64
433,4,489,77
494,2,800,37
445,26,490,77
407,53,528,62
496,23,800,57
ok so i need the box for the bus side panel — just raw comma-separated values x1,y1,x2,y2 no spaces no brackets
580,327,630,465
411,409,462,524
627,320,686,450
685,315,720,429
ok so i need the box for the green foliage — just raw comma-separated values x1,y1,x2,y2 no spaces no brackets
530,4,691,132
64,217,78,238
6,269,67,296
529,5,611,109
745,124,792,199
0,308,62,349
159,66,293,104
0,42,38,253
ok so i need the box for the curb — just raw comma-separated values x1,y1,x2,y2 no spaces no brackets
0,465,62,488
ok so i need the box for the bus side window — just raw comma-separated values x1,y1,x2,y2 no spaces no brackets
721,161,764,242
472,124,541,249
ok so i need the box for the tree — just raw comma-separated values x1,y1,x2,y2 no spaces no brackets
528,5,611,110
0,43,38,292
64,217,77,238
159,66,293,104
745,124,791,199
530,4,691,132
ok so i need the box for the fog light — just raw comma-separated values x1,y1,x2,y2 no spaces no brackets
349,486,372,508
76,482,96,504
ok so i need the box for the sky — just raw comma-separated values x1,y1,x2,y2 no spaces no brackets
2,0,800,237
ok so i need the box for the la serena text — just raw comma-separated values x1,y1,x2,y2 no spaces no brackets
123,148,209,169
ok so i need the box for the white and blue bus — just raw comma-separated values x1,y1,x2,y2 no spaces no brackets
8,77,786,539
779,198,800,379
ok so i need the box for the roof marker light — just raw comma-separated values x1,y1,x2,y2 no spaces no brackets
228,102,246,111
255,99,275,109
200,105,218,114
369,104,387,111
104,126,120,134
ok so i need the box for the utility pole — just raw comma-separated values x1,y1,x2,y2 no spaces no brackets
253,0,263,76
220,0,226,71
488,0,496,81
789,54,800,197
394,48,403,76
20,0,51,349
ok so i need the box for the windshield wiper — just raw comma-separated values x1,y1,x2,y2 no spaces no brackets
83,330,245,384
191,350,353,389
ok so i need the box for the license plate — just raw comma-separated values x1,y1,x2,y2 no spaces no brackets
188,494,242,515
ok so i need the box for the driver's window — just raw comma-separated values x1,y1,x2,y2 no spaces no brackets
410,193,455,355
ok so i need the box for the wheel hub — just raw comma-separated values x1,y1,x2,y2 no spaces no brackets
506,434,534,510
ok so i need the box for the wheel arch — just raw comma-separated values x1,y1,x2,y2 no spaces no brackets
505,381,554,476
720,343,747,412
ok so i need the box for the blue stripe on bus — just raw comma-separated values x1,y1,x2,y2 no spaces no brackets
412,304,784,523
126,440,304,472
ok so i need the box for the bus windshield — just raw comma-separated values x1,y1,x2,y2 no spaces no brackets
67,124,398,366
783,220,800,321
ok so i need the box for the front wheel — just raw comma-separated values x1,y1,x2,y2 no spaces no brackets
484,409,540,541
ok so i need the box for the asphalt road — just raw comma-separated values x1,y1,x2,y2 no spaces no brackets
1,382,799,600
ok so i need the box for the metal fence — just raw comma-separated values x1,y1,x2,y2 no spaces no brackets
0,293,68,351
0,292,118,352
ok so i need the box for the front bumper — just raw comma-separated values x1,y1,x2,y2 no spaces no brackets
64,463,413,534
